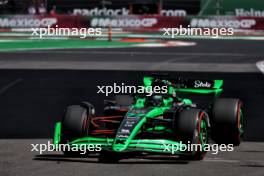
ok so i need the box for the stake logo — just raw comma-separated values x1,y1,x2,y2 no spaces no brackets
194,80,211,88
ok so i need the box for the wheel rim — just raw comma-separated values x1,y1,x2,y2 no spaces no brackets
238,108,244,136
199,119,208,149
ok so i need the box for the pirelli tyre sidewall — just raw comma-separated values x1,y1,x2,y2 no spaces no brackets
61,105,90,142
174,108,209,160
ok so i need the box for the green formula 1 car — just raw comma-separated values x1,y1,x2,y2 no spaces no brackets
53,75,244,162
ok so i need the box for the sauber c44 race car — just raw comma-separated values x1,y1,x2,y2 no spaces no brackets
53,75,245,162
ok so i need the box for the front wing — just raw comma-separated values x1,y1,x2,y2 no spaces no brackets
54,122,187,154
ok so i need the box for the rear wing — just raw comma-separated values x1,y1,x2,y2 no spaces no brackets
143,76,223,96
173,79,223,95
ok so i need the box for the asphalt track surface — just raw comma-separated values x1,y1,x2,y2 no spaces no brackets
0,39,263,176
0,39,263,72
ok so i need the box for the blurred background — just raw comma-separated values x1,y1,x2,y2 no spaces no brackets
0,0,263,49
0,0,263,15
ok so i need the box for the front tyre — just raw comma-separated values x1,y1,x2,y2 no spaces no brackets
211,98,244,146
175,109,209,160
61,105,91,156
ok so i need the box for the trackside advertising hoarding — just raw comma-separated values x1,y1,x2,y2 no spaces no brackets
0,15,81,28
0,15,264,31
189,16,264,30
201,0,264,17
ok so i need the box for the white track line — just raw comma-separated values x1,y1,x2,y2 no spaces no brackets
256,60,264,74
0,79,23,94
4,50,256,57
204,158,240,163
0,62,258,72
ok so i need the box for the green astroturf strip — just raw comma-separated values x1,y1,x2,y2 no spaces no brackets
0,39,140,51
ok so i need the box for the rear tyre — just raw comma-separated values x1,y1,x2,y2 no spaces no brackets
211,98,244,146
174,109,209,160
61,105,91,156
